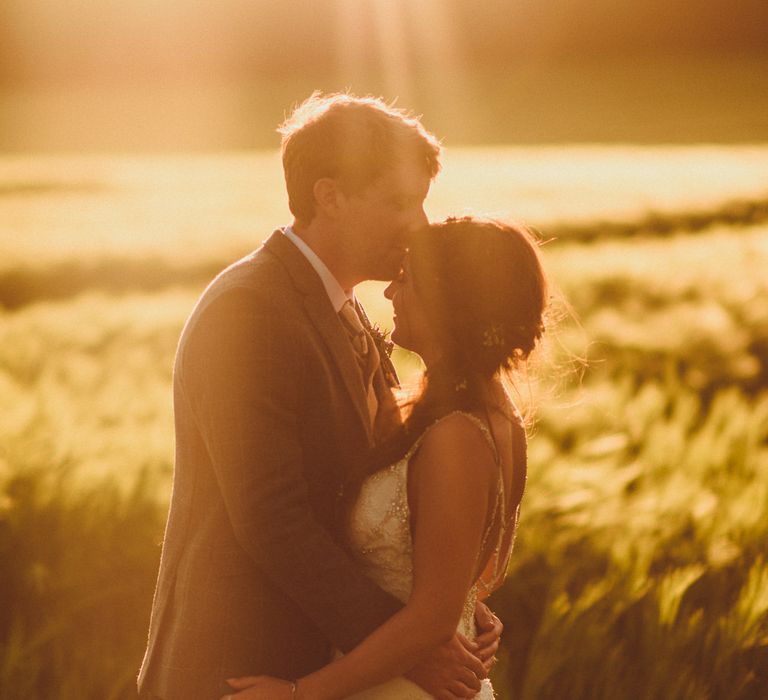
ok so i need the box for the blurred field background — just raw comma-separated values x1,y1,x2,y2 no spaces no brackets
2,0,768,698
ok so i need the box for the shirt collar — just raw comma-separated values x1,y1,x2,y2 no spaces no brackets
282,226,352,313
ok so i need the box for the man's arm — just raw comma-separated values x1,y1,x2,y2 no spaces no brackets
472,601,503,672
183,287,401,652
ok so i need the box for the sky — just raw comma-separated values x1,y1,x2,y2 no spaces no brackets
1,0,767,151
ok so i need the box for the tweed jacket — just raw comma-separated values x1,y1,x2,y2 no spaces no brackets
138,231,403,700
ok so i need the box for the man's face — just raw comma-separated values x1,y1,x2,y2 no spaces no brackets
337,159,431,283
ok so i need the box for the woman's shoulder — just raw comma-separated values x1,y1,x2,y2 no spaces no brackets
422,410,494,445
409,411,499,481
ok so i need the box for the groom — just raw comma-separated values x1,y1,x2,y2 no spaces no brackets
138,93,501,700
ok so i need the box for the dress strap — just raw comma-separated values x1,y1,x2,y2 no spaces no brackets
404,409,516,597
453,411,501,466
453,412,506,518
405,410,506,537
404,410,500,465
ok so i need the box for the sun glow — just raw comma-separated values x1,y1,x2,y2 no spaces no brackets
333,0,472,116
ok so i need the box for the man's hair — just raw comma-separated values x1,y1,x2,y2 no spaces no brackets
278,92,442,224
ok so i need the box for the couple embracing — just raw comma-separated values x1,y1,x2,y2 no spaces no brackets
138,93,548,700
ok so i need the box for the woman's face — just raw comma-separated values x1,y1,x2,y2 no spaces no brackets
384,255,440,359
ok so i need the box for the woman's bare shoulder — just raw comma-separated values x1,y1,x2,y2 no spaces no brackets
411,411,498,484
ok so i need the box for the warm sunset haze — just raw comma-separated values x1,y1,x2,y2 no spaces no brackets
1,0,766,149
1,2,767,699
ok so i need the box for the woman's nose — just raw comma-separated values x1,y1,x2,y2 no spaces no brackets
384,281,396,300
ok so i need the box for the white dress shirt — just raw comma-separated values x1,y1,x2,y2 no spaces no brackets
282,226,353,313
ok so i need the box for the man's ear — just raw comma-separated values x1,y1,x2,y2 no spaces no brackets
313,178,343,219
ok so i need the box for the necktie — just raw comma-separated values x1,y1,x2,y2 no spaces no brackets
354,303,399,388
339,300,380,427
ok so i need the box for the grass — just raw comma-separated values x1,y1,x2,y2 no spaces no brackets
495,380,768,699
1,151,768,698
0,463,165,699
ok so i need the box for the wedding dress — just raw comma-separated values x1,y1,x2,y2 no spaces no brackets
343,410,521,700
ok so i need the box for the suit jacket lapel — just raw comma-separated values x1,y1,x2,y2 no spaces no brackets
264,230,372,441
303,293,373,441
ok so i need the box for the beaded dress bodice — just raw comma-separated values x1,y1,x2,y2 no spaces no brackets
344,411,518,699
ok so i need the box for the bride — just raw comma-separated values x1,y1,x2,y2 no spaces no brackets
223,216,548,700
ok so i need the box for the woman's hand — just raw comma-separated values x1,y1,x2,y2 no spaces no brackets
221,675,295,700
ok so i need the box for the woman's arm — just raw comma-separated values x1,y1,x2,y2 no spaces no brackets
293,413,499,700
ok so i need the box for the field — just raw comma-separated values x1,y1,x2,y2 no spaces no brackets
1,147,768,699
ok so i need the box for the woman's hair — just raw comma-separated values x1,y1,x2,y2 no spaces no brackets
339,216,548,524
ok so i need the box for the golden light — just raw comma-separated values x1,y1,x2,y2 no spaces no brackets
331,0,476,144
370,0,415,103
2,0,767,150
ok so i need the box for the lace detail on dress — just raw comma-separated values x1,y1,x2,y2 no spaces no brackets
348,458,414,603
345,411,511,700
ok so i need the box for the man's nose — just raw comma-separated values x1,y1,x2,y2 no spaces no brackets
403,207,428,246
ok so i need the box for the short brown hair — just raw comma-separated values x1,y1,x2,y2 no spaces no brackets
278,92,442,223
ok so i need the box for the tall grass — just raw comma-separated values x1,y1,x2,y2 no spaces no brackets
2,159,768,697
495,381,768,699
0,463,164,699
0,292,188,697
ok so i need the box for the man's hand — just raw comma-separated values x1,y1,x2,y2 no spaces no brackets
474,600,503,673
222,675,294,700
405,634,487,700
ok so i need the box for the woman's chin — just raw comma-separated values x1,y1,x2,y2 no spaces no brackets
390,328,415,354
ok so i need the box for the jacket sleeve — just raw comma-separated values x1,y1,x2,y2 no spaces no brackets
180,286,402,652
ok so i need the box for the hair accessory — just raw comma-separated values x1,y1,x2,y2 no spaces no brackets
454,379,468,391
482,323,505,347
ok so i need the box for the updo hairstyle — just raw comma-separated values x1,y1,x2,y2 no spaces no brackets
408,216,546,384
340,216,548,521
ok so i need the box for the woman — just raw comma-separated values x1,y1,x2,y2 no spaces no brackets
224,217,548,700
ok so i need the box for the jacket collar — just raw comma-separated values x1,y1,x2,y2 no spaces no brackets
264,230,373,441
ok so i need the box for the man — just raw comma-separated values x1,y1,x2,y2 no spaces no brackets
138,93,501,700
